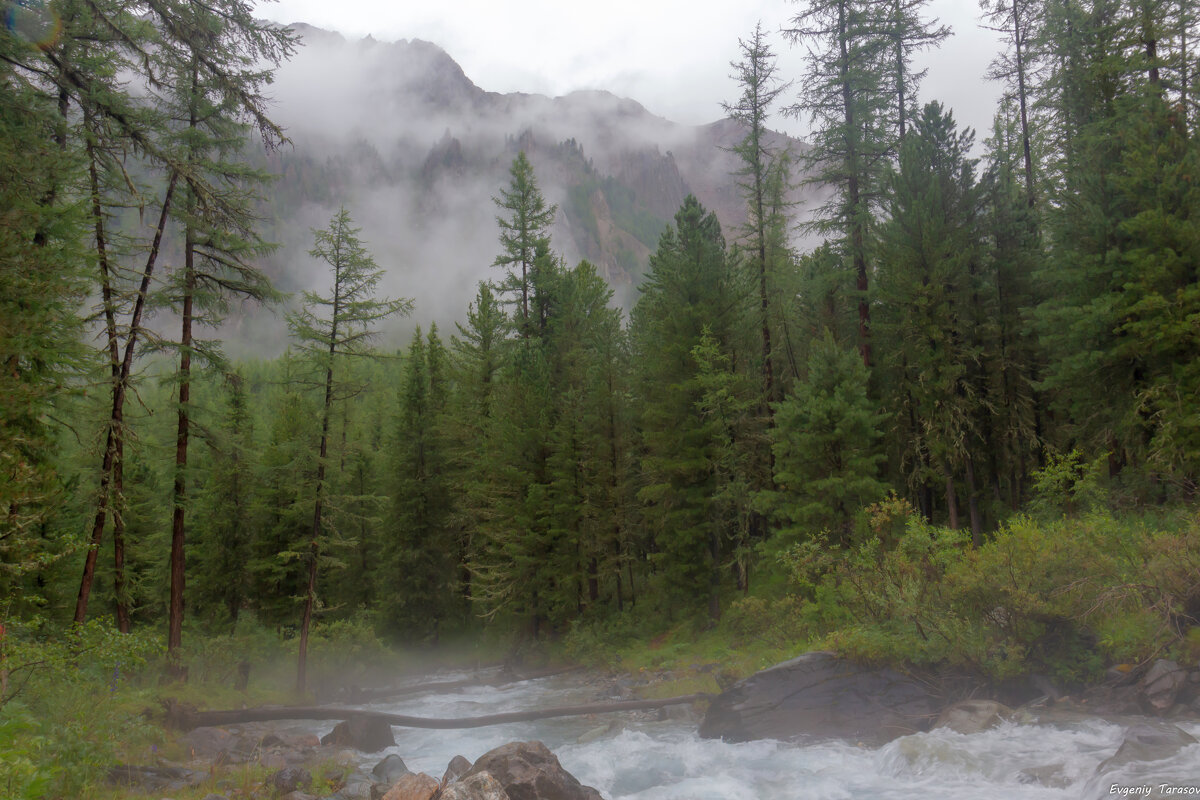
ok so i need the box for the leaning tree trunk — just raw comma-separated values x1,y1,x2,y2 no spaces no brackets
75,175,177,623
166,227,195,678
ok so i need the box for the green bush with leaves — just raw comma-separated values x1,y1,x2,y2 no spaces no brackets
784,511,1200,683
0,619,161,799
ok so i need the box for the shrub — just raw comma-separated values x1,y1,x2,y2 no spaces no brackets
0,619,161,799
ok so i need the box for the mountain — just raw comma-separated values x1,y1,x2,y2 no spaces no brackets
244,24,808,345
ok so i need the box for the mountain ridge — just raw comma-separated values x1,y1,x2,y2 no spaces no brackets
249,23,809,342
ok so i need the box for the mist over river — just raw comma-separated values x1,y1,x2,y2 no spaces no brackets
299,668,1200,800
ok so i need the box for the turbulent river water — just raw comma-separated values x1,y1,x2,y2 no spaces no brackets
313,668,1200,800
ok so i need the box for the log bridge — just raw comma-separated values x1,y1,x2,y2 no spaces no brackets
167,693,711,731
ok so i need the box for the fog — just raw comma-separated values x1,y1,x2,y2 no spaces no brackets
216,24,812,359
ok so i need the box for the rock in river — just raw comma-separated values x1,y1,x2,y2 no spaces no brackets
465,740,603,800
699,651,941,745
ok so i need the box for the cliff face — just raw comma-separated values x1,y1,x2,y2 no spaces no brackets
260,26,809,321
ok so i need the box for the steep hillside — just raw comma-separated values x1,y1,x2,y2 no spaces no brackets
253,24,809,335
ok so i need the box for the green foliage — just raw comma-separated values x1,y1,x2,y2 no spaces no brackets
784,512,1200,682
1028,448,1109,517
764,332,887,546
0,620,162,798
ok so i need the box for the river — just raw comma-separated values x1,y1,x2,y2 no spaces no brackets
319,667,1200,800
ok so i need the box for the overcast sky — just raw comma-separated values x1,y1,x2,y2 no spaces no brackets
252,0,1005,144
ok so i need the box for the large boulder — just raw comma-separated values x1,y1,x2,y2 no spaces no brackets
438,771,510,800
321,717,396,752
464,741,602,800
1096,722,1197,775
699,651,941,745
1139,660,1188,714
372,754,410,785
380,772,439,800
933,700,1012,734
442,755,473,785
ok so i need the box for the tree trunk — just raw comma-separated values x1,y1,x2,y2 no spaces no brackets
167,228,195,678
298,361,334,694
839,3,872,368
944,471,960,530
75,175,178,623
1012,0,1036,204
965,456,983,546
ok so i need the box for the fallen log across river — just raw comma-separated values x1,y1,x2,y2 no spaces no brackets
341,664,586,703
168,693,712,731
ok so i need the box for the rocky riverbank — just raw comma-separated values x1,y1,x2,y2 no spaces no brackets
110,725,604,800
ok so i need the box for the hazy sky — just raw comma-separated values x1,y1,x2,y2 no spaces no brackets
252,0,1006,143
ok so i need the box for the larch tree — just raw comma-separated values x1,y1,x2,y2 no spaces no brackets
157,0,293,675
723,23,792,409
784,0,895,367
287,209,411,692
979,0,1045,203
493,151,557,339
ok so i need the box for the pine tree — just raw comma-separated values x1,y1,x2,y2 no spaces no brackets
287,209,411,691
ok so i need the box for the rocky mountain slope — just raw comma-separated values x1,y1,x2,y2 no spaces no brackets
252,24,808,336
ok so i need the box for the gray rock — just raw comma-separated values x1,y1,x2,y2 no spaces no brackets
335,779,374,800
1018,763,1069,789
371,754,409,785
1140,660,1188,713
934,700,1012,734
576,721,619,744
465,741,603,800
699,651,940,745
321,717,396,752
442,755,472,785
108,764,206,792
200,795,230,800
1096,721,1197,774
438,771,510,800
270,766,314,795
184,727,235,759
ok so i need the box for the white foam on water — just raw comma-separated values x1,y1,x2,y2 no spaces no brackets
319,671,1200,800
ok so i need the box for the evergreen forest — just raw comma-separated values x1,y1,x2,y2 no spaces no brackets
2,1,1200,795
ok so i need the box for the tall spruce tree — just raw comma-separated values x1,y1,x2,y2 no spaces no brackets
633,196,738,619
875,102,988,536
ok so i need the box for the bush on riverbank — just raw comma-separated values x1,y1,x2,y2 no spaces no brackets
786,507,1200,683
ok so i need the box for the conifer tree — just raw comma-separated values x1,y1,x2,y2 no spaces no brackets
633,196,737,618
874,102,987,535
724,23,792,407
765,333,887,546
785,0,895,366
493,152,557,339
288,209,411,691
